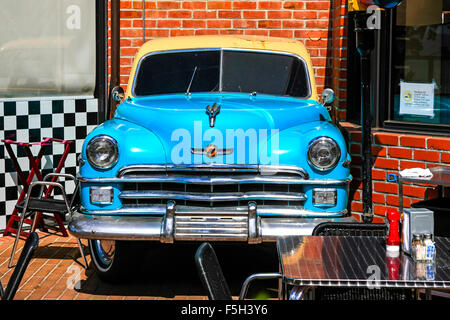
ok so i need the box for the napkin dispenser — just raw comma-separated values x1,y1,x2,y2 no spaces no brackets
402,208,434,255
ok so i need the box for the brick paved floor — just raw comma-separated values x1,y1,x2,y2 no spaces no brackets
0,232,279,300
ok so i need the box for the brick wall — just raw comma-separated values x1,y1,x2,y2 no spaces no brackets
109,0,348,97
342,122,450,223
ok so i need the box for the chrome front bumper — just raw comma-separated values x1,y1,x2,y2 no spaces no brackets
68,208,356,243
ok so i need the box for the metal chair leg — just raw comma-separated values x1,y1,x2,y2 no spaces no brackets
8,210,28,268
8,188,34,268
77,239,88,269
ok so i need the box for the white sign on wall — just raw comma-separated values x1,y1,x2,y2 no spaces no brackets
399,82,435,117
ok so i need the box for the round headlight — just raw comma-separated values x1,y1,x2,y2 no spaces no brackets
307,137,341,171
86,135,118,169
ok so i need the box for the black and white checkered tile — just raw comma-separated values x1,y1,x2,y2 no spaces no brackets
0,99,99,231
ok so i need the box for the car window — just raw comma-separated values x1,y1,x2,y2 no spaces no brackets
133,49,310,98
134,50,220,96
222,51,310,97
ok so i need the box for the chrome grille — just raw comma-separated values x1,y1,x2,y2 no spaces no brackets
118,164,308,208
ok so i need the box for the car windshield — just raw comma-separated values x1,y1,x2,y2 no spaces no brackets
133,49,310,98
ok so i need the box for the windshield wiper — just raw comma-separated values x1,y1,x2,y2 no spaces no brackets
186,66,198,95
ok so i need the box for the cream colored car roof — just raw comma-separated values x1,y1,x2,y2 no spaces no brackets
126,35,317,101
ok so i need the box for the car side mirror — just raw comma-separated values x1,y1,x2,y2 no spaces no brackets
321,88,335,105
111,86,124,102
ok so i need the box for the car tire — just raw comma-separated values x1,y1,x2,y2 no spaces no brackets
88,239,141,283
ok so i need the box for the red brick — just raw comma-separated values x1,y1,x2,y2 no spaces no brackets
305,20,329,29
193,11,217,19
268,11,292,19
258,1,282,9
373,182,398,194
374,205,389,216
386,195,411,207
372,215,386,224
372,169,386,180
351,201,363,213
283,20,305,28
400,160,426,170
218,10,242,19
219,29,244,35
182,20,207,28
293,11,317,19
372,193,385,204
269,30,294,38
157,1,181,9
403,185,427,198
373,132,399,146
168,10,192,19
306,1,331,10
283,1,304,9
400,135,427,148
414,150,440,162
374,158,398,170
372,146,387,157
388,147,413,159
352,190,361,201
182,1,207,9
195,29,220,35
120,10,142,19
207,1,232,9
157,20,181,28
242,10,266,19
170,29,195,37
207,20,232,28
233,20,257,28
257,20,282,29
427,137,450,151
442,153,450,164
233,1,257,9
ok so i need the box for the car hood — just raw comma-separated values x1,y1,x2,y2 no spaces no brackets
114,93,331,164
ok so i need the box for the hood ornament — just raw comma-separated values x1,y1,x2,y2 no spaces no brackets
206,103,220,127
191,144,233,159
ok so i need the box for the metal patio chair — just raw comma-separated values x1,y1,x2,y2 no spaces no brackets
195,242,281,300
1,232,39,300
306,221,414,300
8,173,88,269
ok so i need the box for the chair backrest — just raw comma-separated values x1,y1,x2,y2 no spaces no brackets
194,242,232,300
2,232,39,300
312,222,387,236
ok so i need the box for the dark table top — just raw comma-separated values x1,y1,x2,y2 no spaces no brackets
277,236,450,288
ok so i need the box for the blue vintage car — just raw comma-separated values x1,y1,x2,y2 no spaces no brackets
69,36,354,281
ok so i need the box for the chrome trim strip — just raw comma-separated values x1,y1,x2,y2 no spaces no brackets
119,190,307,202
116,164,309,179
80,175,350,185
68,212,357,241
79,205,347,217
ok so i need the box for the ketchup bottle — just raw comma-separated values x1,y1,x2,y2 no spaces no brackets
386,209,401,254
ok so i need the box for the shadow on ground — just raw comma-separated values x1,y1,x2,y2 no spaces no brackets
75,242,280,299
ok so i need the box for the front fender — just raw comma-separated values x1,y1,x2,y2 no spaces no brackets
266,121,350,180
80,118,166,179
